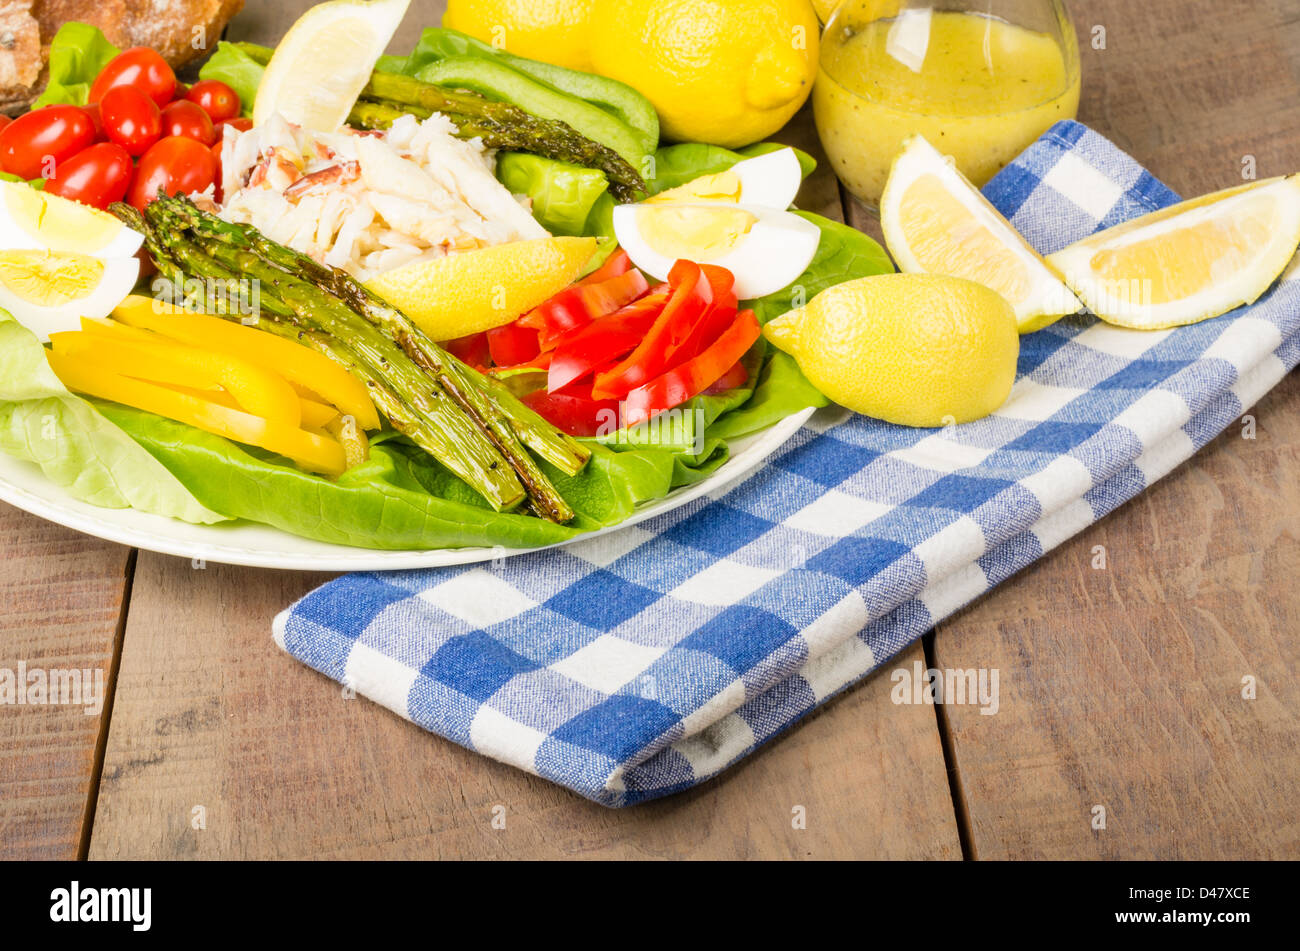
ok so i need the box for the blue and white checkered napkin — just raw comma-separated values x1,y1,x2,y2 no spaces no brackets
275,121,1300,806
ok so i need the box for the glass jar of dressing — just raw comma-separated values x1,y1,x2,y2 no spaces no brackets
814,0,1081,209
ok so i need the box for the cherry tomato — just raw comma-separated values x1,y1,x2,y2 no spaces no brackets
210,140,225,203
89,47,176,108
160,100,215,146
0,115,11,134
43,142,135,209
81,103,105,141
185,80,241,123
128,135,219,210
213,117,252,138
0,105,96,180
100,86,162,158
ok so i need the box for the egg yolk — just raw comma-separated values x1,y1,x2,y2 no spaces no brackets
0,250,105,305
636,205,759,260
4,185,123,254
647,170,744,205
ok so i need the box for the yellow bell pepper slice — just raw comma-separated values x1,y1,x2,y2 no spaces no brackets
156,381,342,431
295,396,342,431
50,330,302,429
112,296,381,431
46,349,347,477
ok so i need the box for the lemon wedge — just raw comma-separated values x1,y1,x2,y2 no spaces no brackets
881,135,1082,333
1047,176,1300,329
253,0,411,131
364,237,597,340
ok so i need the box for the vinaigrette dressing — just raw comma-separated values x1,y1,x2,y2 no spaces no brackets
815,9,1080,207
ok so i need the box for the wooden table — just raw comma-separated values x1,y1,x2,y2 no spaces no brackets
3,0,1298,861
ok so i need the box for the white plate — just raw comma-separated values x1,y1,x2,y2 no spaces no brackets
0,408,814,571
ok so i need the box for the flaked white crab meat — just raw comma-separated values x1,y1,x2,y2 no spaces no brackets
217,112,547,282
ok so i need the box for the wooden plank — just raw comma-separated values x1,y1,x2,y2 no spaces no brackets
1066,0,1300,192
931,0,1300,859
0,505,132,860
90,0,960,855
935,376,1300,859
225,0,453,54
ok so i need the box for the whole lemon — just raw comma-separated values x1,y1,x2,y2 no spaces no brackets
443,0,596,73
764,274,1020,427
589,0,820,148
812,0,841,22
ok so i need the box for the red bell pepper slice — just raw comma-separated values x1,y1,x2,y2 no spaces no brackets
546,288,670,393
621,309,761,429
703,358,749,396
671,265,739,365
591,260,713,400
518,268,650,348
578,248,633,285
521,382,621,438
443,331,491,371
486,321,542,368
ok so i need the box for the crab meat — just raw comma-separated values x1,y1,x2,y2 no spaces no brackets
217,112,549,282
283,161,361,202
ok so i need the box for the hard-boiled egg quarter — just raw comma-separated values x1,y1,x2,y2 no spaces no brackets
0,181,143,258
0,250,140,342
0,181,144,339
613,201,821,299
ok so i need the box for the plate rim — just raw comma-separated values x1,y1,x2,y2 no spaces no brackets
0,407,815,571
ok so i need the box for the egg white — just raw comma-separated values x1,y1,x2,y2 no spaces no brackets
729,148,804,210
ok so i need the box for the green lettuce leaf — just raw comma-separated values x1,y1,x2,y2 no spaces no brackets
90,401,735,551
374,54,409,75
198,41,265,118
707,349,828,441
33,22,121,108
0,312,224,523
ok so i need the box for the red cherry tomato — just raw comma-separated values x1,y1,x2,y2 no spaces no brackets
185,80,241,123
43,142,135,209
160,100,215,146
128,135,219,211
81,103,105,141
213,117,253,138
100,86,163,158
0,105,96,180
209,139,230,203
0,115,12,133
89,47,176,108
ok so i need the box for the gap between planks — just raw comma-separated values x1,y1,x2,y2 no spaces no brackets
75,548,137,860
836,177,973,857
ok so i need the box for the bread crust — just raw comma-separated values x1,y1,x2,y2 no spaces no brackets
1,0,245,113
